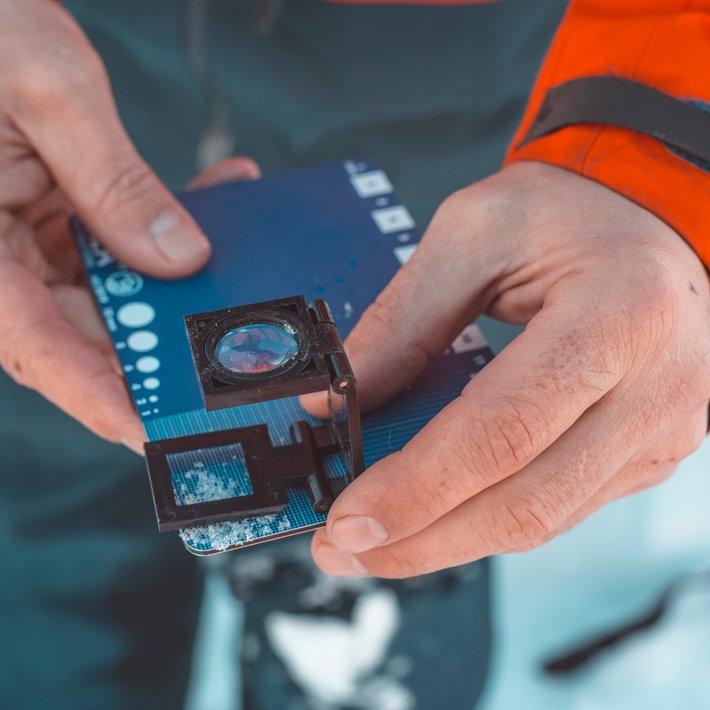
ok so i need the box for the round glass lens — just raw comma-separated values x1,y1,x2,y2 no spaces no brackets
214,322,300,375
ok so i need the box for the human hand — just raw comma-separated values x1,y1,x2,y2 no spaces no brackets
309,161,710,578
0,0,258,453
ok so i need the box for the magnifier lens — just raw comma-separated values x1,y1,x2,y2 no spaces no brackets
215,322,299,374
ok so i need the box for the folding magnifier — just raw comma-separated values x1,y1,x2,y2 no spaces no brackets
144,296,363,532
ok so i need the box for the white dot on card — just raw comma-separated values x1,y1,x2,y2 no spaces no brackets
143,377,160,390
116,302,155,328
148,395,159,403
127,330,158,352
136,356,160,373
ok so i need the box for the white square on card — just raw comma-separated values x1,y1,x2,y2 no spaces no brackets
371,206,416,234
351,170,393,198
451,324,487,353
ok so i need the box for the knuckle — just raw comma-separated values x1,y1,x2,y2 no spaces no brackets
488,492,558,549
438,187,472,218
625,254,684,345
427,183,496,248
458,400,544,480
435,184,493,232
89,159,157,215
441,179,501,218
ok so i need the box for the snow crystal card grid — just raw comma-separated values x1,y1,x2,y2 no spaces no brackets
73,160,493,555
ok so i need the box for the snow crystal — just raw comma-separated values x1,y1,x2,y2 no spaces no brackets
174,466,248,506
179,512,292,553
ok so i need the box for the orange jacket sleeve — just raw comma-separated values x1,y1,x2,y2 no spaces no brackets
333,1,710,267
505,0,710,269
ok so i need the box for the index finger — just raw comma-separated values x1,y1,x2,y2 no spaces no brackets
323,289,628,553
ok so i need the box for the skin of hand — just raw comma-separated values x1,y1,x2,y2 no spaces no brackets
0,0,259,454
307,161,710,578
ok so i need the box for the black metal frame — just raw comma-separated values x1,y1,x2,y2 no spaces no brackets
145,422,349,532
184,296,331,410
144,296,363,531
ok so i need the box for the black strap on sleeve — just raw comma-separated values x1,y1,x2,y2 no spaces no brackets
520,76,710,167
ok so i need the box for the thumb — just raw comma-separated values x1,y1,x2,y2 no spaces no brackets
303,190,502,416
16,54,210,278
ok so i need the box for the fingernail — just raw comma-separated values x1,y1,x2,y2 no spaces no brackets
331,515,389,553
316,543,368,576
150,210,209,262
